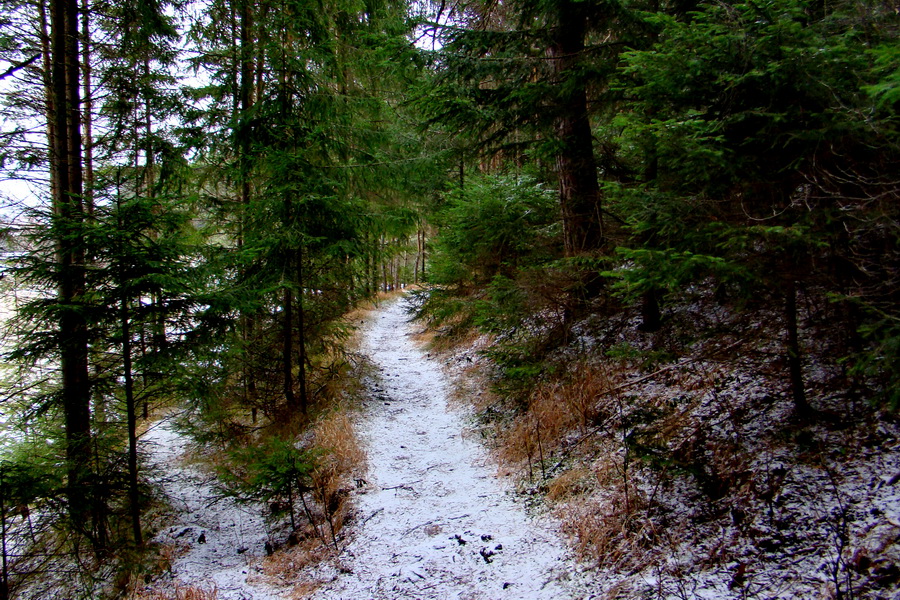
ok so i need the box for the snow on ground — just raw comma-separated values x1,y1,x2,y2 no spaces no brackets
140,295,589,600
143,420,284,599
307,297,590,600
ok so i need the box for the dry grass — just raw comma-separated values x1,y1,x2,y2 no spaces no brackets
249,536,330,596
423,313,483,352
129,583,218,600
313,411,365,475
558,488,657,572
497,362,623,472
248,410,365,597
546,467,592,502
310,410,366,537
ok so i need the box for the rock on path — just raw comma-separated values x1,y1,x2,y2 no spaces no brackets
308,297,588,600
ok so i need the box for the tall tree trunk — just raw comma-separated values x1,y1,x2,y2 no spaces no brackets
414,228,421,285
370,230,377,295
1,473,8,600
238,0,257,410
282,285,295,414
381,236,388,292
296,245,308,415
420,228,426,281
50,0,94,542
39,1,56,201
120,294,142,545
548,0,603,255
80,0,93,217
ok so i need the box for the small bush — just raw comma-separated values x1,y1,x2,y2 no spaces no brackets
428,173,559,288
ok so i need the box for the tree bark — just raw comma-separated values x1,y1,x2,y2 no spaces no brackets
50,0,94,540
121,295,142,545
1,471,8,600
296,246,308,415
80,0,93,217
283,286,295,414
238,0,257,410
548,0,603,255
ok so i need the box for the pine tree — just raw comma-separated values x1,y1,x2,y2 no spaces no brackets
423,0,648,255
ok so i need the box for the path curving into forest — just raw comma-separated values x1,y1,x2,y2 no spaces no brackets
308,296,588,600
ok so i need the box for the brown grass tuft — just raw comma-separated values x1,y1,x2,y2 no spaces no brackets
129,583,218,600
558,488,657,572
306,410,366,549
546,467,592,501
252,536,329,588
497,362,623,476
312,412,366,477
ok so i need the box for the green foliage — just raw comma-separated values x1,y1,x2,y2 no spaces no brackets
429,174,559,287
605,247,748,302
605,342,676,371
221,436,318,508
618,0,873,194
0,447,62,508
473,275,529,334
867,42,900,104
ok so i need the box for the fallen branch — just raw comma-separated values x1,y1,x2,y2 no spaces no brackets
382,480,421,491
362,508,384,525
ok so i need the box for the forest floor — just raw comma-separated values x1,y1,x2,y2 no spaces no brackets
141,295,589,599
139,290,900,600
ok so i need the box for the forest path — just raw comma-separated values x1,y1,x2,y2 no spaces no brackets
308,296,587,600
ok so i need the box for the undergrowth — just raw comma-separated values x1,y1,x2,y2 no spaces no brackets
125,300,381,598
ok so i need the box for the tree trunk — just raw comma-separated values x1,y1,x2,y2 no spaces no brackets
296,246,308,415
50,0,94,541
382,236,388,292
80,0,93,217
1,472,8,600
120,294,142,545
40,1,56,201
639,289,662,332
548,0,603,255
785,278,812,417
282,286,295,414
238,0,256,408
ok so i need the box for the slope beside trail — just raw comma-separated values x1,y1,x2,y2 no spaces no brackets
308,296,588,600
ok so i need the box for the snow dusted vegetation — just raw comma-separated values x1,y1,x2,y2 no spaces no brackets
142,420,283,599
434,291,900,600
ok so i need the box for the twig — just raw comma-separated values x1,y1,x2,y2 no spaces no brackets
0,54,40,81
362,508,384,525
382,480,421,491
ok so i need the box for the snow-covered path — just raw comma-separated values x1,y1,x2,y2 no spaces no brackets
309,297,587,600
